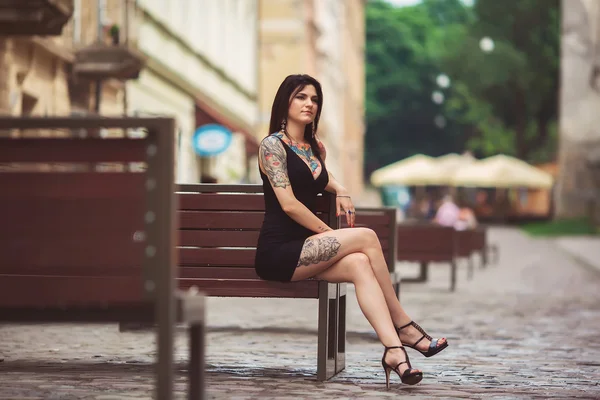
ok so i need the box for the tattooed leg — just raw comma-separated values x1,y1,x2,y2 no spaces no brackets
297,236,341,266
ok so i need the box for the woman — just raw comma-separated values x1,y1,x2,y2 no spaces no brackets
254,74,448,388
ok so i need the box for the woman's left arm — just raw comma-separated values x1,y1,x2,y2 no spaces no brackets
319,141,356,227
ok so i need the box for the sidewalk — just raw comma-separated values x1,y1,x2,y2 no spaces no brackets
554,235,600,274
1,227,600,399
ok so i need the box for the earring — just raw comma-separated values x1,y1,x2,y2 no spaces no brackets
281,119,286,132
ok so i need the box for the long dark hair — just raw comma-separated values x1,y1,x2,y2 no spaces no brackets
268,74,324,158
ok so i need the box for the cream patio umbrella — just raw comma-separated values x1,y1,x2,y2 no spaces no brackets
370,154,443,187
450,154,554,189
433,152,476,183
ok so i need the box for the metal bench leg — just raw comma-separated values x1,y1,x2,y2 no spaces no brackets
179,290,206,400
335,284,346,375
467,256,474,280
189,323,205,400
480,249,487,269
317,281,338,381
450,260,457,292
156,306,174,400
419,261,429,282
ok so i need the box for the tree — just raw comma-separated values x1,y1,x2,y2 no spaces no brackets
440,0,560,162
365,0,467,175
364,0,560,177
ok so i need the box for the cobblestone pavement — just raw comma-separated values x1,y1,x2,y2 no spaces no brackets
1,227,600,399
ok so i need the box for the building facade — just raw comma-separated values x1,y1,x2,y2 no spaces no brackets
0,0,260,185
556,0,600,221
0,0,127,122
257,0,366,197
127,0,259,183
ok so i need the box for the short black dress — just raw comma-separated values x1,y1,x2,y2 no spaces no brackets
254,136,329,282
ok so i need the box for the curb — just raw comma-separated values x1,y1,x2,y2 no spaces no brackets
554,240,600,277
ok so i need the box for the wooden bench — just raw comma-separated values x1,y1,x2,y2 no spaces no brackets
456,229,476,280
175,184,346,381
340,207,401,297
473,226,499,266
0,116,205,400
396,223,458,291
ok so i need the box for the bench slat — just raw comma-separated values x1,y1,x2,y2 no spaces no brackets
180,266,259,279
179,230,260,247
179,210,331,230
0,138,147,163
0,266,141,276
0,198,144,238
396,225,455,253
179,193,265,211
178,192,333,213
0,234,143,269
0,172,145,198
0,275,146,307
341,214,391,227
178,278,319,298
179,211,264,229
179,248,256,266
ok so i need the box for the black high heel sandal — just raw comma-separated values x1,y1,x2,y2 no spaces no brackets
381,346,423,388
396,321,448,358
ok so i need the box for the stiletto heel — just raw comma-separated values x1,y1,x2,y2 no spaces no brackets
381,345,423,387
383,361,391,389
396,320,448,358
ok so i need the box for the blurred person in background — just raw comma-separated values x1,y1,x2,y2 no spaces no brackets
434,194,460,227
255,74,448,388
456,206,478,230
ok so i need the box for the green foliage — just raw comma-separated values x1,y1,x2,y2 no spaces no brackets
442,0,560,160
365,0,560,175
521,218,599,237
365,0,464,173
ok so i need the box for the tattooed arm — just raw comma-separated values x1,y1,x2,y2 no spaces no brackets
259,136,333,234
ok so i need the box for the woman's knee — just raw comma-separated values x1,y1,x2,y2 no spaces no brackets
344,252,375,281
353,227,380,249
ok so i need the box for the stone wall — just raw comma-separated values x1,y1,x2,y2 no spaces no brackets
556,0,600,221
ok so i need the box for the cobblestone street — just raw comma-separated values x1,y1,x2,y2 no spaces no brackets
1,227,600,399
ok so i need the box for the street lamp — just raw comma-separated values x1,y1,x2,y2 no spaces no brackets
432,90,444,105
436,73,451,89
479,36,495,53
434,115,447,129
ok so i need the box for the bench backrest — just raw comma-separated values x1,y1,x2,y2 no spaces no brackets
396,223,456,261
177,184,337,281
472,226,486,251
0,118,176,313
456,229,476,256
340,207,397,272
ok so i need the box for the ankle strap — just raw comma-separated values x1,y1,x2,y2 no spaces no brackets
385,345,405,350
396,321,414,331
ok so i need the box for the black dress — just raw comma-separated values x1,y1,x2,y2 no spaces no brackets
254,136,329,282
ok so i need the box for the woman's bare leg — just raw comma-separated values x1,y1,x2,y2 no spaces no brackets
312,252,420,375
291,228,446,351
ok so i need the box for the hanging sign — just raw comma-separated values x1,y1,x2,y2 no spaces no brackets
192,124,233,157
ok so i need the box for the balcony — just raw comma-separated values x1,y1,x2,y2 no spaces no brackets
0,0,73,35
73,41,146,81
